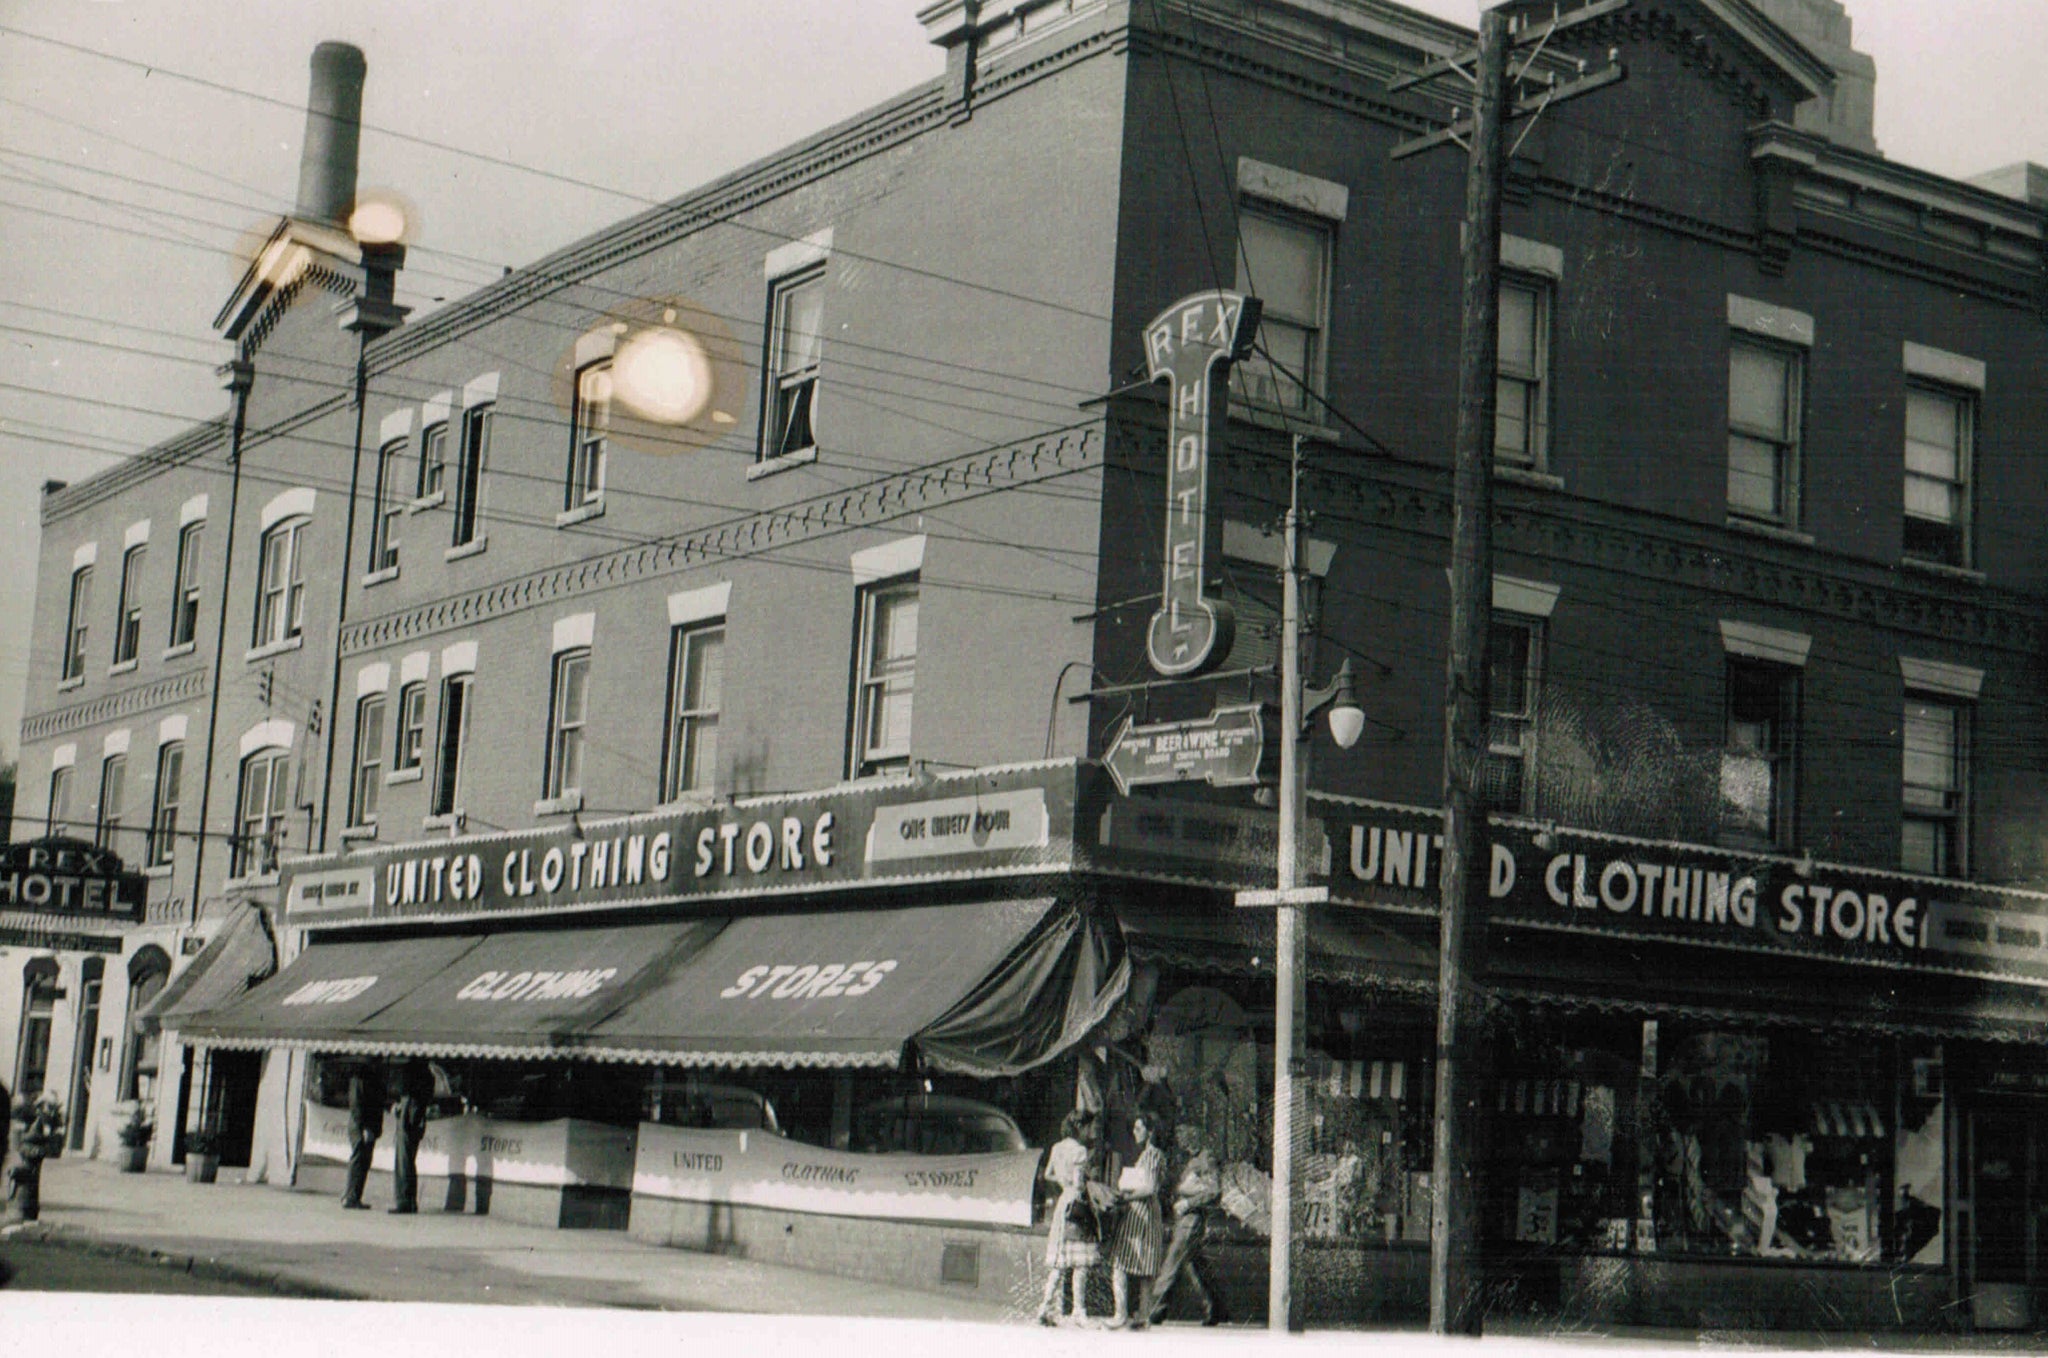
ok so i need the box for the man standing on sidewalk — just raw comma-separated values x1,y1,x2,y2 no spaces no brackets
1143,1123,1228,1326
341,1066,383,1210
389,1064,427,1215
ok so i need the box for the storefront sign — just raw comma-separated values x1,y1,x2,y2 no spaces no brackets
284,766,1076,926
631,1122,1041,1227
1103,705,1264,795
1143,289,1259,677
1095,799,1320,889
0,837,146,922
0,923,124,954
1321,798,2048,986
301,1103,636,1189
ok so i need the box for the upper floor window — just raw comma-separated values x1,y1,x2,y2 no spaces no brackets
349,694,386,828
1721,660,1798,850
95,753,127,851
1727,338,1803,526
544,649,590,801
1495,277,1552,469
431,673,473,816
1903,386,1973,567
62,565,92,680
852,579,918,777
168,523,202,649
663,622,724,800
570,362,611,507
46,765,73,836
113,546,145,666
1902,697,1967,878
762,270,823,460
393,680,427,773
254,518,307,647
452,406,491,548
1232,207,1330,414
418,420,449,500
1484,615,1541,815
147,741,184,868
233,747,290,877
369,439,404,573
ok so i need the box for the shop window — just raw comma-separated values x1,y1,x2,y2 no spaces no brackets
253,518,307,647
569,361,610,507
349,693,386,828
432,673,473,816
147,741,184,867
113,544,145,665
369,438,404,572
1727,338,1803,527
96,752,127,852
47,764,73,836
62,564,92,680
663,622,723,800
1485,616,1541,815
120,947,171,1103
1903,386,1973,568
1496,276,1552,469
761,269,823,460
1232,206,1329,414
392,680,427,773
14,960,59,1099
233,747,290,877
168,522,202,648
544,649,590,801
1902,698,1967,878
851,579,917,777
452,406,491,547
1721,660,1798,850
418,420,449,499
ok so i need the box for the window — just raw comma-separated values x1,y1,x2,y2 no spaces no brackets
169,522,202,648
1902,699,1967,877
113,546,145,665
254,518,307,647
233,747,290,877
120,948,171,1102
393,681,427,772
96,753,127,851
431,674,473,816
544,650,591,801
852,580,918,776
62,565,92,680
418,420,449,499
1496,277,1551,468
1232,207,1330,413
46,765,73,836
1484,616,1540,814
1728,339,1802,525
663,623,724,800
1721,660,1798,849
569,362,610,506
15,962,58,1099
369,439,404,572
762,269,823,459
146,741,183,867
452,406,491,546
350,694,386,827
1904,386,1973,567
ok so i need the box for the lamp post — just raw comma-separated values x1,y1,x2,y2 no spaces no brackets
1242,433,1363,1332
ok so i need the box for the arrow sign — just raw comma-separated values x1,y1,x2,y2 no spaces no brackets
1103,704,1266,797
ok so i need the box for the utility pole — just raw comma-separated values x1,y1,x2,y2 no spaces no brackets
1390,1,1628,1335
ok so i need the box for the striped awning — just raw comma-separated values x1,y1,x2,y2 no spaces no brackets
1812,1100,1886,1139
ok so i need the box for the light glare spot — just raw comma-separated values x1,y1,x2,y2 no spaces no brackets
613,327,712,425
349,199,407,244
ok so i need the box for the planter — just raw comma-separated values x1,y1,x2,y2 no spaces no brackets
185,1153,220,1184
116,1143,150,1173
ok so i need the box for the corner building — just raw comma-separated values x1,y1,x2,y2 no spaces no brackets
10,0,2048,1334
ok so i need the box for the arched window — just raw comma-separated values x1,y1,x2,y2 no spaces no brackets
15,958,61,1099
67,958,104,1150
120,946,172,1103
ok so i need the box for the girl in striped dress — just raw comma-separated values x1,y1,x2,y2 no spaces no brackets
1106,1114,1167,1328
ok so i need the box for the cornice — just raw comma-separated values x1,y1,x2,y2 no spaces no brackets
340,421,1105,656
20,667,211,744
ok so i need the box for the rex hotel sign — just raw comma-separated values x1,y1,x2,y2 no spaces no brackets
0,838,148,922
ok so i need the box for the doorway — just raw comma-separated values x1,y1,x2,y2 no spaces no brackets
204,1049,264,1168
66,961,103,1151
1969,1103,2046,1330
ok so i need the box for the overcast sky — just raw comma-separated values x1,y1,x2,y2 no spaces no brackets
2,1,2046,766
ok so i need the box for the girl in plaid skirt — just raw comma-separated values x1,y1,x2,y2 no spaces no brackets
1106,1113,1167,1328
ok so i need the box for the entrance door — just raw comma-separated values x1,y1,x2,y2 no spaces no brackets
1970,1104,2044,1329
66,967,103,1151
204,1049,263,1168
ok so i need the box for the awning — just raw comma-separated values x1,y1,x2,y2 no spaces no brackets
584,898,1128,1076
1119,899,1436,993
139,903,276,1035
176,932,487,1049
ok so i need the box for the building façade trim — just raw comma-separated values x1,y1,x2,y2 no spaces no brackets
338,421,1105,656
20,667,211,743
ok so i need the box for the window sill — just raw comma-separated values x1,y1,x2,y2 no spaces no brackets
556,500,606,528
422,812,467,832
57,675,85,692
407,491,446,514
747,446,818,481
1495,464,1564,492
245,635,304,663
1725,516,1815,548
1227,401,1343,442
385,767,424,786
339,824,378,843
534,793,585,817
1900,556,1985,586
654,791,719,812
163,642,196,661
142,864,173,880
362,565,400,588
444,537,488,562
224,872,281,892
108,659,139,676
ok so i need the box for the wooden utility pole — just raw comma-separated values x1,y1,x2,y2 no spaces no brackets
1389,1,1629,1335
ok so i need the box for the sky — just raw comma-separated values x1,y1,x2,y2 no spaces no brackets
2,0,2046,766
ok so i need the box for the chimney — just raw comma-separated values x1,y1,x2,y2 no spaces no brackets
1746,0,1879,155
294,42,366,227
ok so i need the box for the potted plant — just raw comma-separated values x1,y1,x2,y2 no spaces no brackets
6,1093,67,1223
184,1127,221,1184
115,1105,153,1174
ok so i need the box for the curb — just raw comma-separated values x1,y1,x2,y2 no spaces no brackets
0,1221,366,1301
